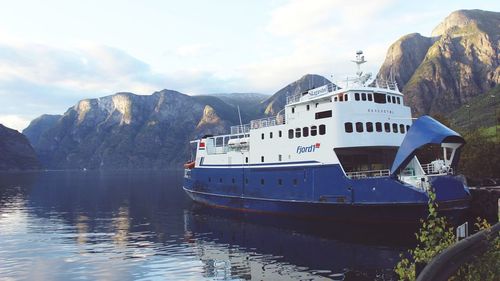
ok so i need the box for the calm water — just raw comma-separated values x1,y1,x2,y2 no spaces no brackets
0,170,416,281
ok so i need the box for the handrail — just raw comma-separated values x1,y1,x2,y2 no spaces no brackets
346,169,390,179
416,222,500,281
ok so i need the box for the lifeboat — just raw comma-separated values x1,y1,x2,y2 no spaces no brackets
184,161,195,169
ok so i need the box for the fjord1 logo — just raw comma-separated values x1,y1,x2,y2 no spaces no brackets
296,143,321,154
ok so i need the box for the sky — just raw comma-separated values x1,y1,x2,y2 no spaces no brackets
0,0,498,131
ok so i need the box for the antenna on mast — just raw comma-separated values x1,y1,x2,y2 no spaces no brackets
237,105,243,127
352,50,367,77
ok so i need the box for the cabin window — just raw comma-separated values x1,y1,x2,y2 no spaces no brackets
306,104,310,111
375,122,382,132
366,122,373,132
232,178,235,184
399,124,405,133
293,179,298,186
344,94,348,101
387,95,392,103
270,132,273,139
245,157,248,163
219,178,223,183
397,97,401,104
315,110,332,119
392,123,398,133
245,178,248,184
295,128,301,138
406,125,410,132
361,93,367,101
279,154,282,161
339,95,344,102
311,125,318,136
319,124,326,135
261,133,264,140
392,96,396,104
384,123,391,132
288,129,294,139
374,93,387,104
344,122,353,133
356,122,364,132
355,93,360,101
368,94,373,101
261,156,265,162
334,96,338,102
279,130,282,137
315,103,319,108
292,107,295,113
208,177,211,182
278,179,283,186
261,179,265,185
303,127,309,137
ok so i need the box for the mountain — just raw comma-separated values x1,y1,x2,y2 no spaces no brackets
0,124,40,170
378,9,500,116
206,93,269,123
23,114,62,149
260,74,331,116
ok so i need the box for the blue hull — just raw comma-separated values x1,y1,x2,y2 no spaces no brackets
183,164,470,223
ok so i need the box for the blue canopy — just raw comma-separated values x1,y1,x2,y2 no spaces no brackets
390,116,465,176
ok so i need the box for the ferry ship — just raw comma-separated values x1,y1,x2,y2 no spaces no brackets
183,51,470,223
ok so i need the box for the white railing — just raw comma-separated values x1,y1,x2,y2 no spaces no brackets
370,78,399,91
230,124,251,135
346,169,390,179
286,94,302,104
421,162,454,175
250,115,285,130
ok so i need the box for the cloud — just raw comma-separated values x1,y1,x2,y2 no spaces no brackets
0,114,32,132
174,43,211,57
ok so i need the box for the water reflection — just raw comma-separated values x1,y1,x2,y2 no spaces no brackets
0,170,414,280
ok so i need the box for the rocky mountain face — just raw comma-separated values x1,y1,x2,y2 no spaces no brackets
378,9,500,116
0,124,40,170
24,76,326,169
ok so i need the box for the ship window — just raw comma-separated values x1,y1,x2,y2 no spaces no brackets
366,122,373,132
384,123,391,132
288,129,294,139
315,103,319,108
261,156,264,162
375,122,382,132
292,107,295,113
392,96,396,104
334,96,338,102
397,97,401,104
368,93,373,101
293,179,298,186
319,124,326,135
387,95,392,103
374,93,387,104
270,132,273,139
315,110,332,119
361,93,367,101
392,123,398,133
295,128,301,138
261,179,265,185
306,104,310,111
399,124,405,133
344,94,348,101
355,93,360,101
339,95,344,102
261,133,264,140
406,125,410,132
279,130,282,137
245,157,248,163
356,122,364,132
208,177,211,182
279,154,282,161
219,178,222,183
278,178,283,186
245,178,248,184
232,178,235,184
311,125,318,136
344,122,353,133
216,137,223,147
303,127,309,137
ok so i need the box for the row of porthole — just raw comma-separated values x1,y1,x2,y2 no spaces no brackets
207,177,300,186
345,122,410,134
288,124,326,139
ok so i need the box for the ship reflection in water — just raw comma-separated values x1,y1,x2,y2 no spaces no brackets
0,170,415,280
